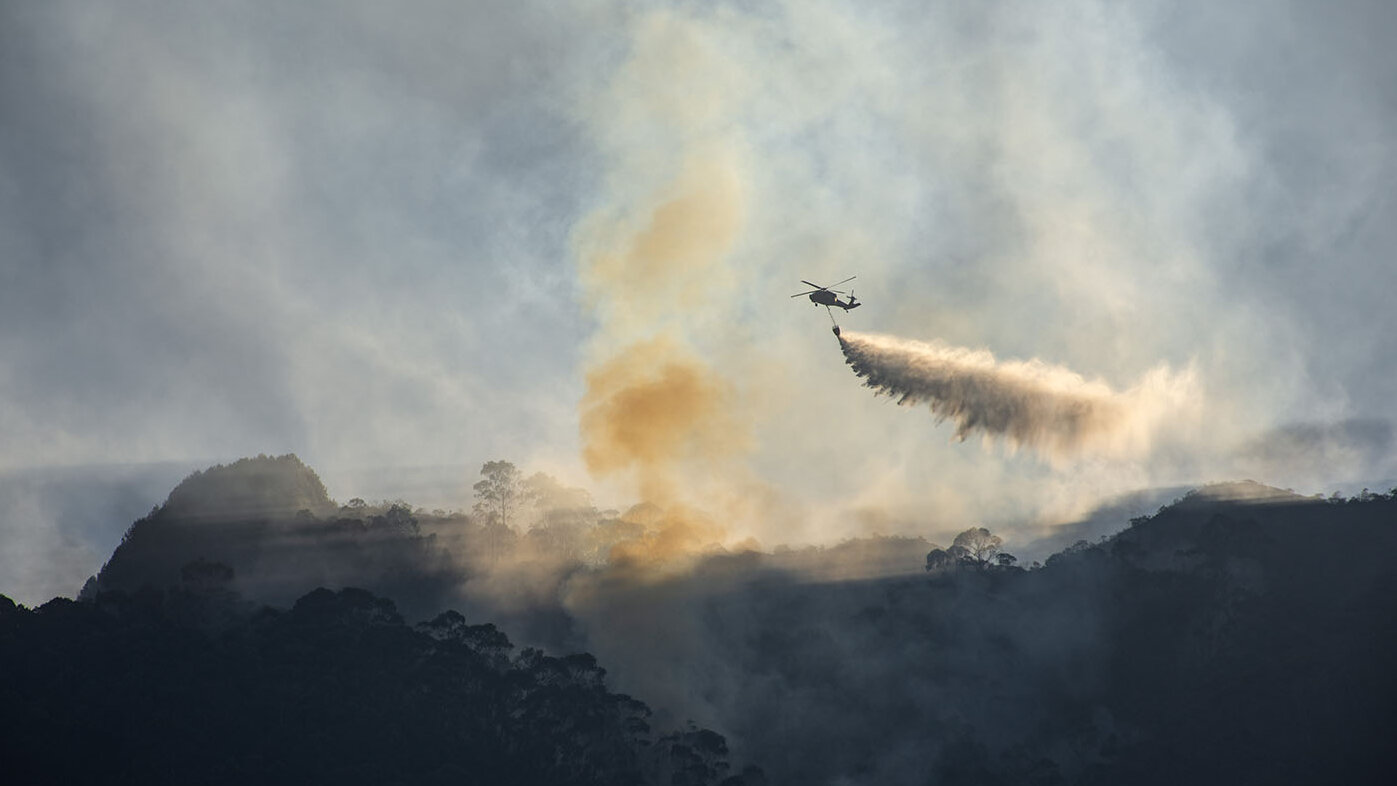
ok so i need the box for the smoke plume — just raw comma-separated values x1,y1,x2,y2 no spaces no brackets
568,13,761,567
580,338,746,501
578,337,745,568
572,153,750,561
838,330,1197,460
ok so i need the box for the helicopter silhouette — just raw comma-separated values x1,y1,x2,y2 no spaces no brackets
791,276,861,312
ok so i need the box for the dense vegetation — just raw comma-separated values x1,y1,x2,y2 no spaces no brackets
622,483,1397,784
5,456,1396,784
0,586,757,786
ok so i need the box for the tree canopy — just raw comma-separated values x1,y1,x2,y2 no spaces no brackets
474,460,523,529
0,586,761,786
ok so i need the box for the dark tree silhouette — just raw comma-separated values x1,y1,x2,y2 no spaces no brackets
952,526,1003,567
18,458,1397,786
925,548,956,572
0,586,747,786
179,557,234,590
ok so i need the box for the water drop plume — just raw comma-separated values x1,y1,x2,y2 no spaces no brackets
838,330,1197,460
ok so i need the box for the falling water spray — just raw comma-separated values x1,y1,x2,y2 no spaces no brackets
837,330,1197,461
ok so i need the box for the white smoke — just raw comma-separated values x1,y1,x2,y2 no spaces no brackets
838,330,1198,461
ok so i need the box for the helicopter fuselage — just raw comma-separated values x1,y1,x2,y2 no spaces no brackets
791,276,861,311
809,290,860,310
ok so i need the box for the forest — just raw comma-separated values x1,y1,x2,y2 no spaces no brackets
4,455,1395,784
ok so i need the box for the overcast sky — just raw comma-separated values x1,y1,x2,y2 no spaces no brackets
3,0,1395,603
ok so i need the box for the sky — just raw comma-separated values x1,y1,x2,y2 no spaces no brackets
3,0,1396,603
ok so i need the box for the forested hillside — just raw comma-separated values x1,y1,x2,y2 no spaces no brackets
0,586,758,786
4,457,1394,784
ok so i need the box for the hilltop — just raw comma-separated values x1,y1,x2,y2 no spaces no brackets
6,457,1394,784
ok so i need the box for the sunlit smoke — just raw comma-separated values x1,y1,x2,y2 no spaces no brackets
579,337,748,507
839,330,1198,461
603,501,728,571
576,150,746,341
569,11,757,568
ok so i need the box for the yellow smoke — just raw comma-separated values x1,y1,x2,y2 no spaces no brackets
578,152,746,339
580,336,748,506
571,12,756,570
575,337,745,569
603,500,727,569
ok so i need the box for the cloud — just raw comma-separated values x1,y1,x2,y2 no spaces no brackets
0,1,593,475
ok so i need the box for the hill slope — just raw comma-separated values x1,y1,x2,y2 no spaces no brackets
0,586,759,786
13,458,1397,784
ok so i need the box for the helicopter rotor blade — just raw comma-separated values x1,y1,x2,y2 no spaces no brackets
790,290,820,298
800,280,826,290
830,275,857,288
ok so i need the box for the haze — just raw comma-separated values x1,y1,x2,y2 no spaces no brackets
3,0,1396,606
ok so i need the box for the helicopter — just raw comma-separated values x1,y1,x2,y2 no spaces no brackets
791,276,861,311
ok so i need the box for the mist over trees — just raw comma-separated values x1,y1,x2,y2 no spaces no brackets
474,460,523,529
5,456,1397,784
926,526,1017,572
81,455,460,620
